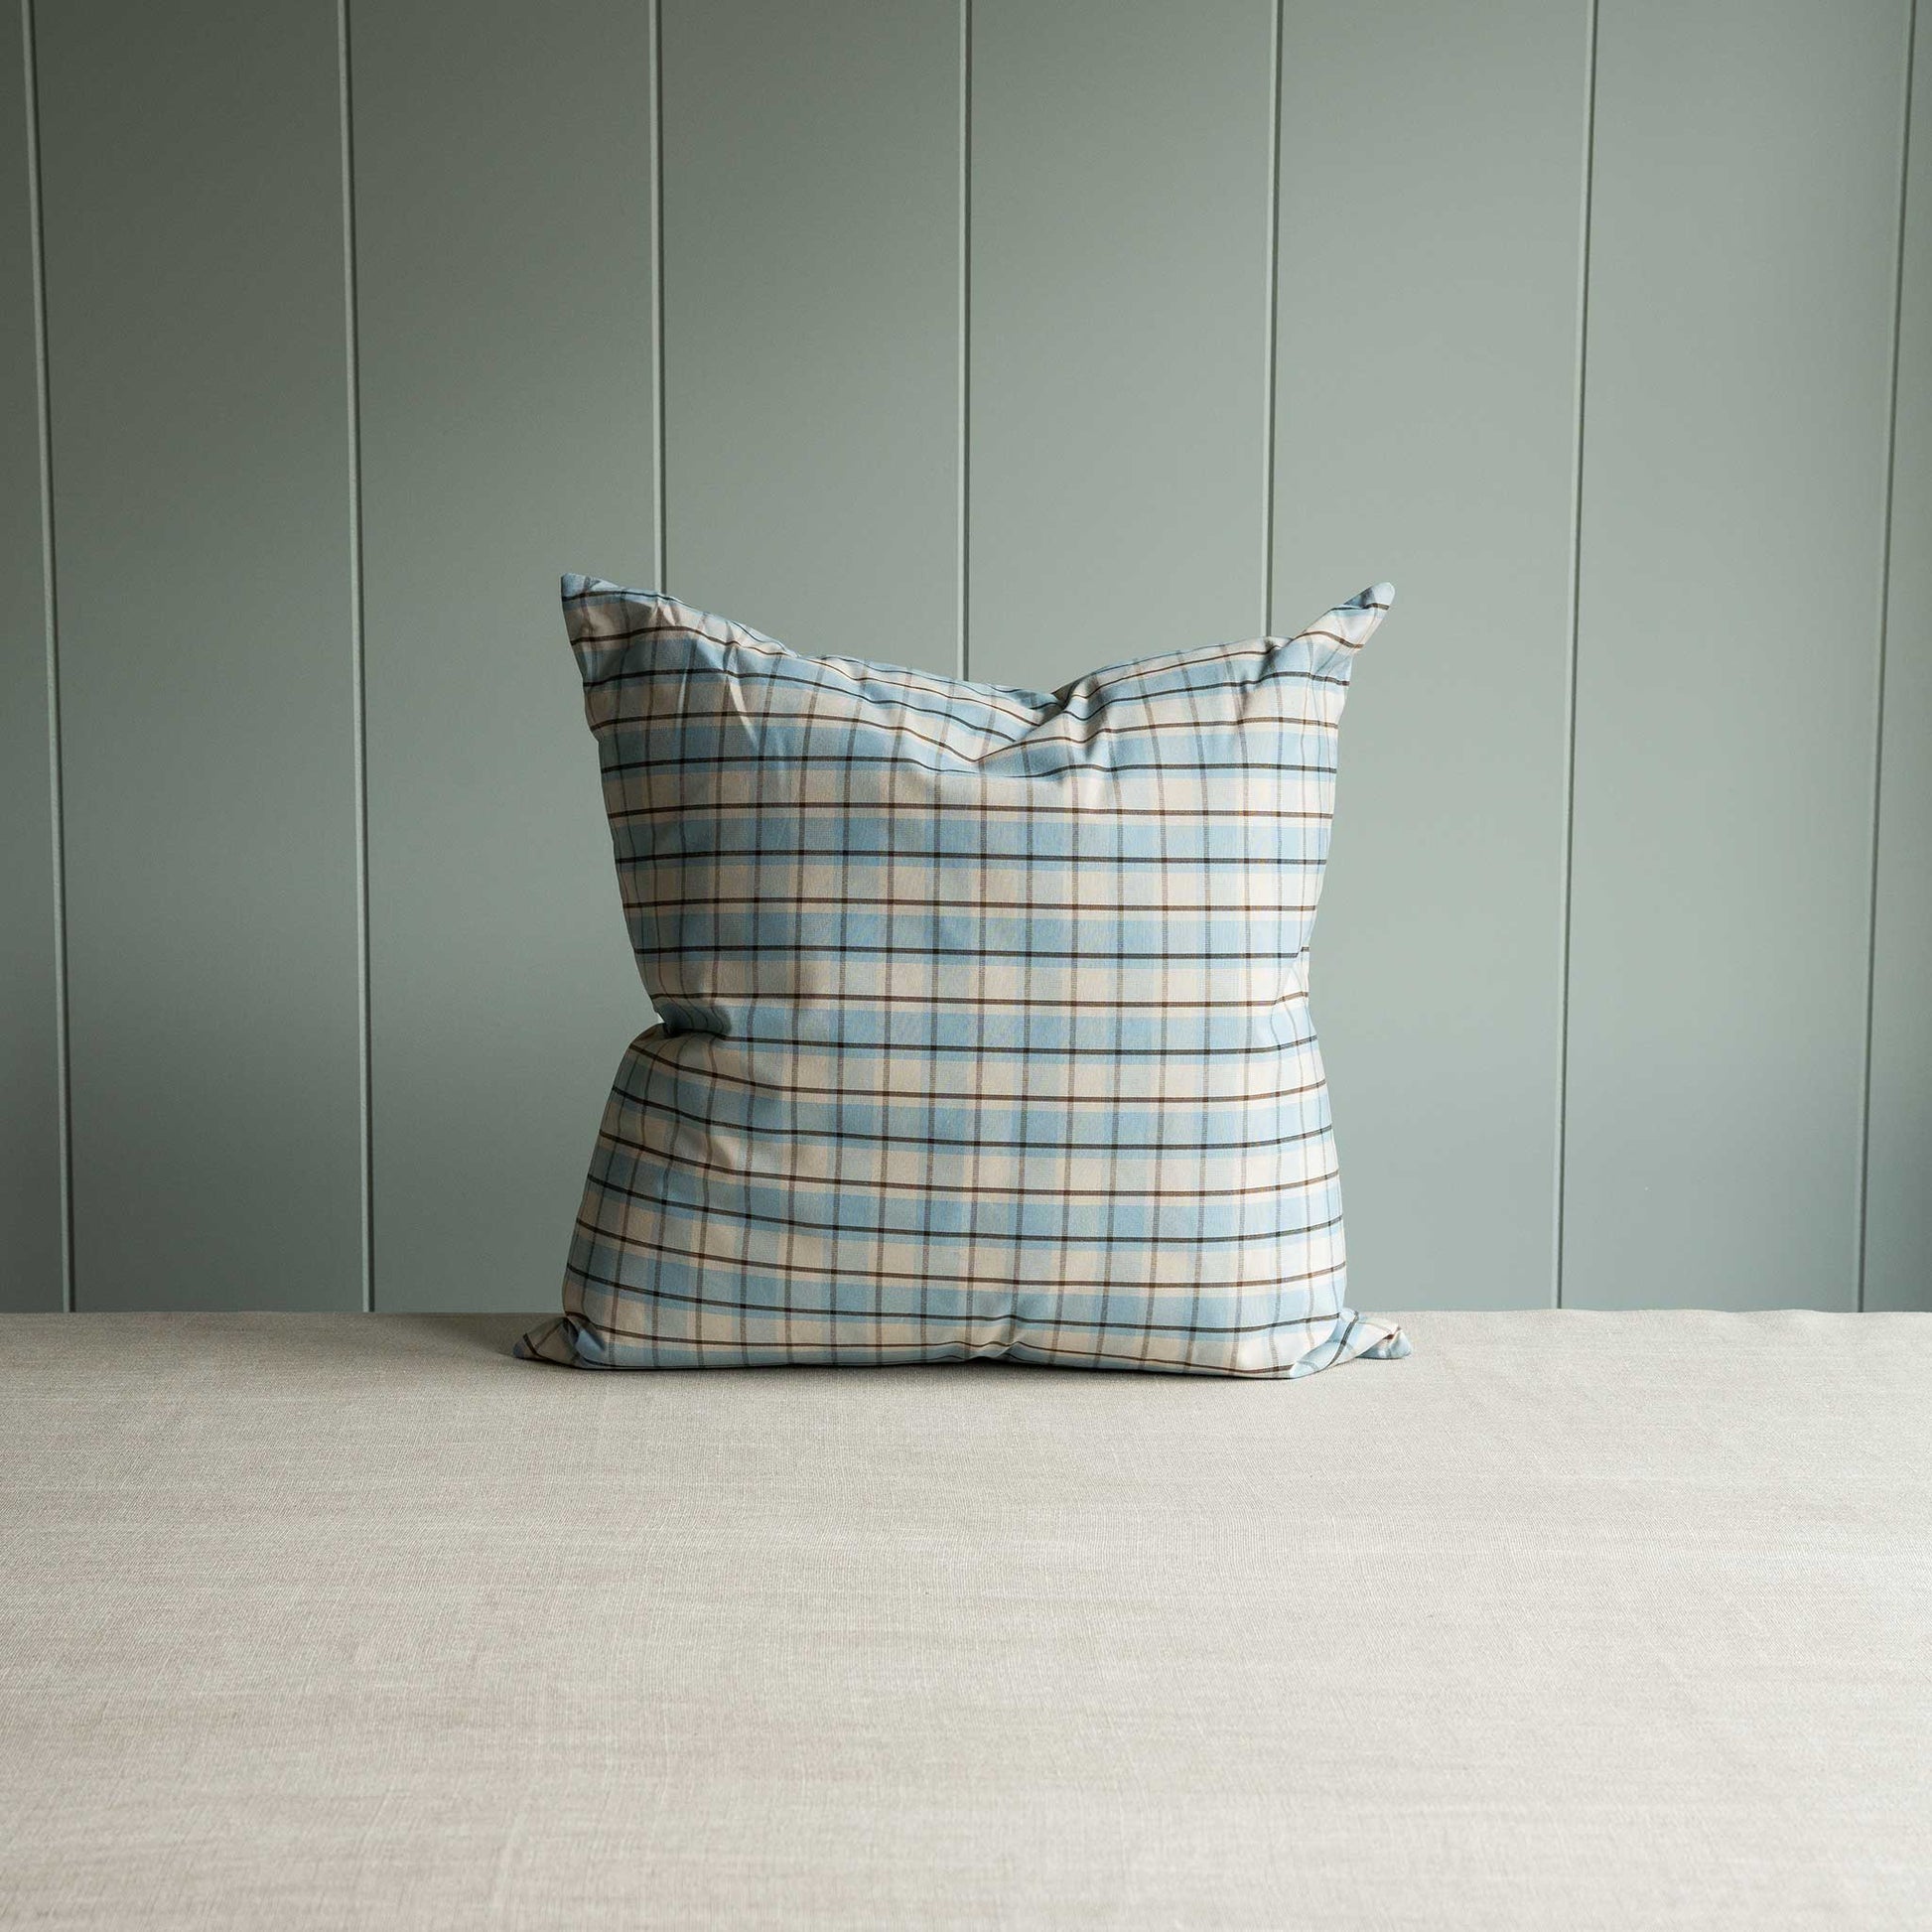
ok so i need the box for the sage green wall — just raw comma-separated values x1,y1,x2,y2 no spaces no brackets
3,0,1924,1314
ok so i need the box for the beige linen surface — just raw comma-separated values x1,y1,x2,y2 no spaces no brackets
1,1311,1927,1930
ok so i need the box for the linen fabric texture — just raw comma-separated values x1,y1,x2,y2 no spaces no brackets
520,578,1409,1377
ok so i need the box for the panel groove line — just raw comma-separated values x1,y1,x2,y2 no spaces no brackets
957,0,971,680
651,0,667,590
2,0,65,1311
1260,0,1285,638
31,0,72,1314
1863,0,1930,1311
1855,0,1918,1313
38,0,366,1311
1554,0,1604,1311
336,0,373,1313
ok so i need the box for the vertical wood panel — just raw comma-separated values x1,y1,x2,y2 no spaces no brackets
1564,0,1909,1310
661,0,961,670
969,0,1275,689
354,0,657,1311
1865,8,1930,1312
1,5,62,1311
37,0,363,1310
1272,1,1593,1310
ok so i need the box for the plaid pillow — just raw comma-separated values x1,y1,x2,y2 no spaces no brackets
520,578,1409,1378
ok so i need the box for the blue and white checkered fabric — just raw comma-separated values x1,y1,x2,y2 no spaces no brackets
520,578,1409,1377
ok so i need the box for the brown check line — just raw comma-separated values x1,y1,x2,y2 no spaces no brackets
568,1254,1347,1327
618,1035,1328,1066
607,1047,1327,1114
590,668,1346,713
585,1127,1341,1205
777,661,834,1363
627,942,1312,966
580,1194,1341,1254
598,723,1337,780
605,775,1331,805
596,738,1339,778
732,630,776,1371
621,891,1321,911
1172,647,1214,1361
585,666,1351,745
628,1034,1324,1064
613,849,1322,877
588,673,1355,746
592,720,1338,771
603,796,1334,822
615,858,1323,888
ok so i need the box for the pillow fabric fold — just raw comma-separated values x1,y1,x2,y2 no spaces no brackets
520,578,1408,1378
